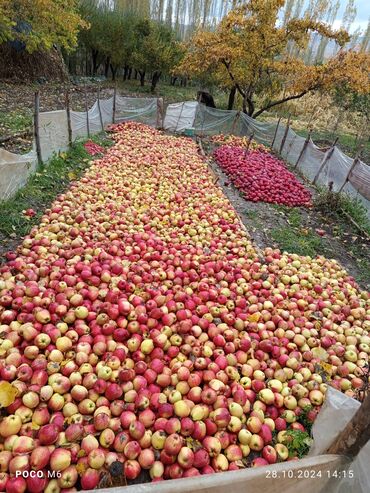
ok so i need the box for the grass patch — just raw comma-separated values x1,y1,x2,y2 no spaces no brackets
271,225,323,257
244,209,259,220
314,187,370,237
340,196,370,236
0,133,112,250
113,79,231,108
0,110,32,134
270,206,326,257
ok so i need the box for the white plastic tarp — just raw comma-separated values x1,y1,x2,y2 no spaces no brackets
114,96,159,127
0,148,37,201
71,97,159,140
309,387,370,493
38,110,69,161
87,455,347,493
194,105,237,135
164,101,199,132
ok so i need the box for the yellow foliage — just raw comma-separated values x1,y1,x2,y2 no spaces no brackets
177,1,368,117
0,0,88,53
0,381,18,408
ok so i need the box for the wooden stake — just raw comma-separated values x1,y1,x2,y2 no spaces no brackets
231,111,240,135
65,89,72,147
312,137,338,185
327,392,370,457
174,102,185,133
97,85,104,132
34,91,42,165
279,115,291,155
271,116,281,149
160,98,165,128
156,98,164,129
294,131,311,169
244,132,254,158
112,85,117,124
338,151,361,194
197,93,206,138
84,85,90,137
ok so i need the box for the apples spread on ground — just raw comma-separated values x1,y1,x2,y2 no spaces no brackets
214,145,312,207
0,122,368,491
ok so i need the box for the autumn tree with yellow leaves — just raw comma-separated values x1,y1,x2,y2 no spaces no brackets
0,0,87,53
177,0,370,116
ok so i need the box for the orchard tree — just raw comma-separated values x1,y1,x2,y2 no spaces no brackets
97,9,132,80
78,0,105,75
0,2,13,44
177,1,369,116
0,0,87,52
132,21,182,92
131,18,152,86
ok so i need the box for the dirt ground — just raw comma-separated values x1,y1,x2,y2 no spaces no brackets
201,139,370,291
0,81,114,114
0,81,114,153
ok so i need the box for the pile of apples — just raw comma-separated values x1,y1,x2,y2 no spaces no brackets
83,142,105,156
214,145,312,207
210,135,267,152
0,122,368,492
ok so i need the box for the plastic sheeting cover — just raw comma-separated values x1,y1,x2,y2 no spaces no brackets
164,101,198,132
39,110,69,161
309,387,370,493
1,96,161,202
194,105,238,136
0,148,37,201
71,97,159,140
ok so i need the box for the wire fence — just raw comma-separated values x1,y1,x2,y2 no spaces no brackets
1,97,369,219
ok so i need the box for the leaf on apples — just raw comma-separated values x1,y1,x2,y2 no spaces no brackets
0,382,18,408
248,313,260,323
312,347,329,362
76,462,88,474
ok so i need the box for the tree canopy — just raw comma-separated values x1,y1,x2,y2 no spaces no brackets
177,1,370,116
0,0,87,53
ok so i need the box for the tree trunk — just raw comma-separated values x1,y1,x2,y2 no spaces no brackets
151,71,161,93
253,90,311,119
332,111,341,138
228,86,237,110
104,57,110,78
123,65,129,81
242,96,247,114
134,69,138,80
92,50,99,76
242,95,255,116
110,64,117,81
128,67,132,80
171,76,177,86
139,71,145,87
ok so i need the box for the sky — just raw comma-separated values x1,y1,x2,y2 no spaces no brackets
333,0,369,33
